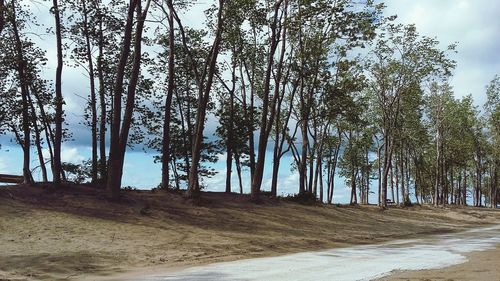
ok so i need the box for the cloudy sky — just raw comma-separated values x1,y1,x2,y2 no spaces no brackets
382,0,499,105
1,0,498,202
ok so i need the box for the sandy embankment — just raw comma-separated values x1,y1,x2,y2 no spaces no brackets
379,246,500,281
1,184,499,281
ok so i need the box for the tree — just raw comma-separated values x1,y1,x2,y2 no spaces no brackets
160,0,176,190
52,0,65,187
169,0,226,198
484,75,499,208
9,0,32,184
368,24,455,207
106,0,151,199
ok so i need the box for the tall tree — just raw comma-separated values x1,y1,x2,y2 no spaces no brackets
250,0,286,200
484,75,499,208
9,0,32,184
107,0,151,199
52,0,64,186
160,0,176,190
368,24,455,207
169,0,226,198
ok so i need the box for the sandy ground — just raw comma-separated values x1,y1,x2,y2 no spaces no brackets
379,246,500,281
1,184,499,281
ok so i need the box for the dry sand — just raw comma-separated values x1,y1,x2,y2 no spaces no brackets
379,246,500,281
1,184,499,281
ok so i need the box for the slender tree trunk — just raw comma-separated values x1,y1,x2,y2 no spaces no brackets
457,171,462,205
161,3,175,190
186,0,225,198
239,63,255,184
319,158,324,203
328,131,342,204
399,149,404,204
434,127,441,206
350,167,357,205
493,162,498,208
52,0,64,187
240,63,255,183
377,141,382,205
299,118,308,194
11,0,32,184
174,89,191,178
474,151,482,207
115,0,151,191
365,149,370,204
450,166,454,204
82,0,98,183
250,0,285,200
106,0,140,199
235,153,243,194
313,134,324,200
414,159,420,204
270,74,295,197
28,93,48,182
394,156,399,204
97,10,107,182
463,169,468,206
390,160,395,203
224,63,237,193
32,90,55,175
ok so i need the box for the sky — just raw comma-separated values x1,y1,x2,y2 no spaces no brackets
381,0,500,105
1,0,499,203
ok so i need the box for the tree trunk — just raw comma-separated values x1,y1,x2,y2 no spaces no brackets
161,2,175,190
390,161,395,203
52,0,64,187
97,8,107,182
28,93,48,182
319,158,324,203
434,127,440,206
116,0,151,190
235,152,243,194
82,0,99,184
250,0,285,201
270,73,295,197
11,0,32,184
365,149,370,204
450,166,454,204
224,62,237,193
377,141,382,205
32,89,55,176
493,162,498,208
186,0,225,198
106,0,140,199
463,169,468,206
350,167,357,205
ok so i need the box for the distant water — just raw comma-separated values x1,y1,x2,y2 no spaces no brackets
129,224,500,281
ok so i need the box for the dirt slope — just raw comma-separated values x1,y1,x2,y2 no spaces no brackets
1,184,499,280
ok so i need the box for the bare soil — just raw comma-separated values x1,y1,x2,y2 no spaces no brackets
1,184,499,281
379,246,500,281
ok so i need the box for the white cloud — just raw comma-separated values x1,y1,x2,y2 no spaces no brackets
41,146,86,164
380,0,500,105
60,147,86,164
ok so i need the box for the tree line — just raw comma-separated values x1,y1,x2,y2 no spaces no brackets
0,0,498,208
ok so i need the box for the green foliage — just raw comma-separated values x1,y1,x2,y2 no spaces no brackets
284,191,319,205
62,160,92,184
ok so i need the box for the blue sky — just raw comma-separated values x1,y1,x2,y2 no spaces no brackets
1,0,498,204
